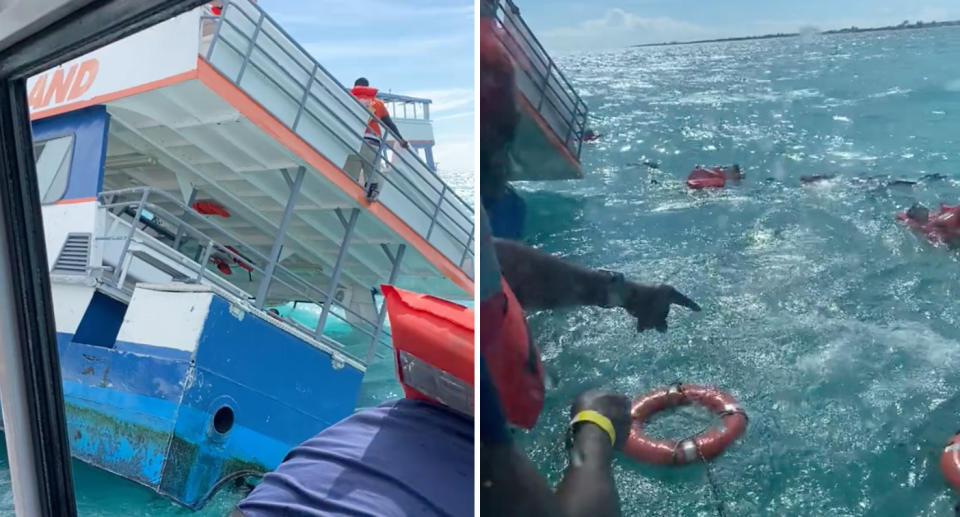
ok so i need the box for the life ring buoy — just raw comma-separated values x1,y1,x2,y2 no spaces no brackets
941,433,960,490
624,384,747,465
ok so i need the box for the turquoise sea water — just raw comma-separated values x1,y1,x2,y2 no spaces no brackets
518,27,960,516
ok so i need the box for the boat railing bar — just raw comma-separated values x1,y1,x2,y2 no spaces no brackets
497,0,588,119
209,25,475,257
203,8,466,213
98,187,388,364
205,2,473,270
496,6,588,157
489,0,588,158
103,200,388,361
206,14,474,261
501,0,587,115
101,190,394,346
207,11,473,240
212,2,465,207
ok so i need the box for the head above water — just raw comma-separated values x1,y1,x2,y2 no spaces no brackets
907,203,930,223
354,77,370,87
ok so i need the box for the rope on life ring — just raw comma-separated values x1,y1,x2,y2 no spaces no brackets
624,384,747,465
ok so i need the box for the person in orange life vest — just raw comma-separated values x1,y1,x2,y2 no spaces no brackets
346,78,408,201
209,0,255,16
479,22,701,517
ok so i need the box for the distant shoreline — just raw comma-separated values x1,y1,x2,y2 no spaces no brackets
634,20,960,48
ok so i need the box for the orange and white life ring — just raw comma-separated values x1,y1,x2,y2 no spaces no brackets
624,384,747,465
941,433,960,490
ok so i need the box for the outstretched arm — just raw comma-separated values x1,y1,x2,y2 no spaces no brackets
494,238,701,331
493,237,609,310
380,114,408,147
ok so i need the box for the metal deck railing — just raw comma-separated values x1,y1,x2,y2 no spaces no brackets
486,0,589,160
378,92,432,121
99,187,393,367
201,0,474,278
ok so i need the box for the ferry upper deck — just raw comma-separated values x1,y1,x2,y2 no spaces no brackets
482,0,589,181
29,0,474,364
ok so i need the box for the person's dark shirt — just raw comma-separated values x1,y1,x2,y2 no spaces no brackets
237,399,473,517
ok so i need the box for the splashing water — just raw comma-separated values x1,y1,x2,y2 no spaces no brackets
518,27,960,516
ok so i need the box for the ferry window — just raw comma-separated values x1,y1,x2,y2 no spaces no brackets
33,135,73,204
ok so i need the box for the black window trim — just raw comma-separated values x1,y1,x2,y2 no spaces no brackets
0,2,208,516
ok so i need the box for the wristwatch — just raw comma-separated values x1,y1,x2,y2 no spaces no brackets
597,269,627,308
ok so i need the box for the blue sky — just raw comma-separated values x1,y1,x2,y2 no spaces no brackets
515,0,960,52
259,0,474,176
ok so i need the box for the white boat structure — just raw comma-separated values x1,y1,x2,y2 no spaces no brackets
481,0,588,182
480,0,588,239
22,0,473,508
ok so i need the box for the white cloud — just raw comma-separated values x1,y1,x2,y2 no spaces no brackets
542,8,709,51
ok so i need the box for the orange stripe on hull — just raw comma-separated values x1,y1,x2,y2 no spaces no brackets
196,58,474,295
55,197,97,205
30,69,199,121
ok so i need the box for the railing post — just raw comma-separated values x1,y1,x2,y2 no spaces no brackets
173,187,197,251
315,208,360,338
112,189,149,285
537,60,553,111
459,232,473,269
204,3,226,61
563,104,580,152
255,166,305,308
235,9,265,84
292,63,318,131
366,244,405,365
424,145,436,171
196,240,215,283
425,183,446,240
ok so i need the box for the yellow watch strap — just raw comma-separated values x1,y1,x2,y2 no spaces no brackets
570,410,616,446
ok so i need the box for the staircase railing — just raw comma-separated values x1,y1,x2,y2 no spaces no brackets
486,0,588,160
99,187,393,368
202,0,474,278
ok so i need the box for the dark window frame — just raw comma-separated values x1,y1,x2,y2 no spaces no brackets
0,2,207,516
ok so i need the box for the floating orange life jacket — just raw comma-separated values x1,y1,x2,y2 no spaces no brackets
382,285,474,417
350,86,385,143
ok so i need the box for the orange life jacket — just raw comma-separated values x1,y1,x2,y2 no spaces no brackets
382,285,474,417
350,86,384,142
479,277,544,429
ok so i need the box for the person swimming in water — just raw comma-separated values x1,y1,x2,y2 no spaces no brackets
581,129,601,142
900,202,960,247
721,163,744,180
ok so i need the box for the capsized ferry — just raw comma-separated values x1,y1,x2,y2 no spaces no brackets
480,0,589,237
19,0,473,508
